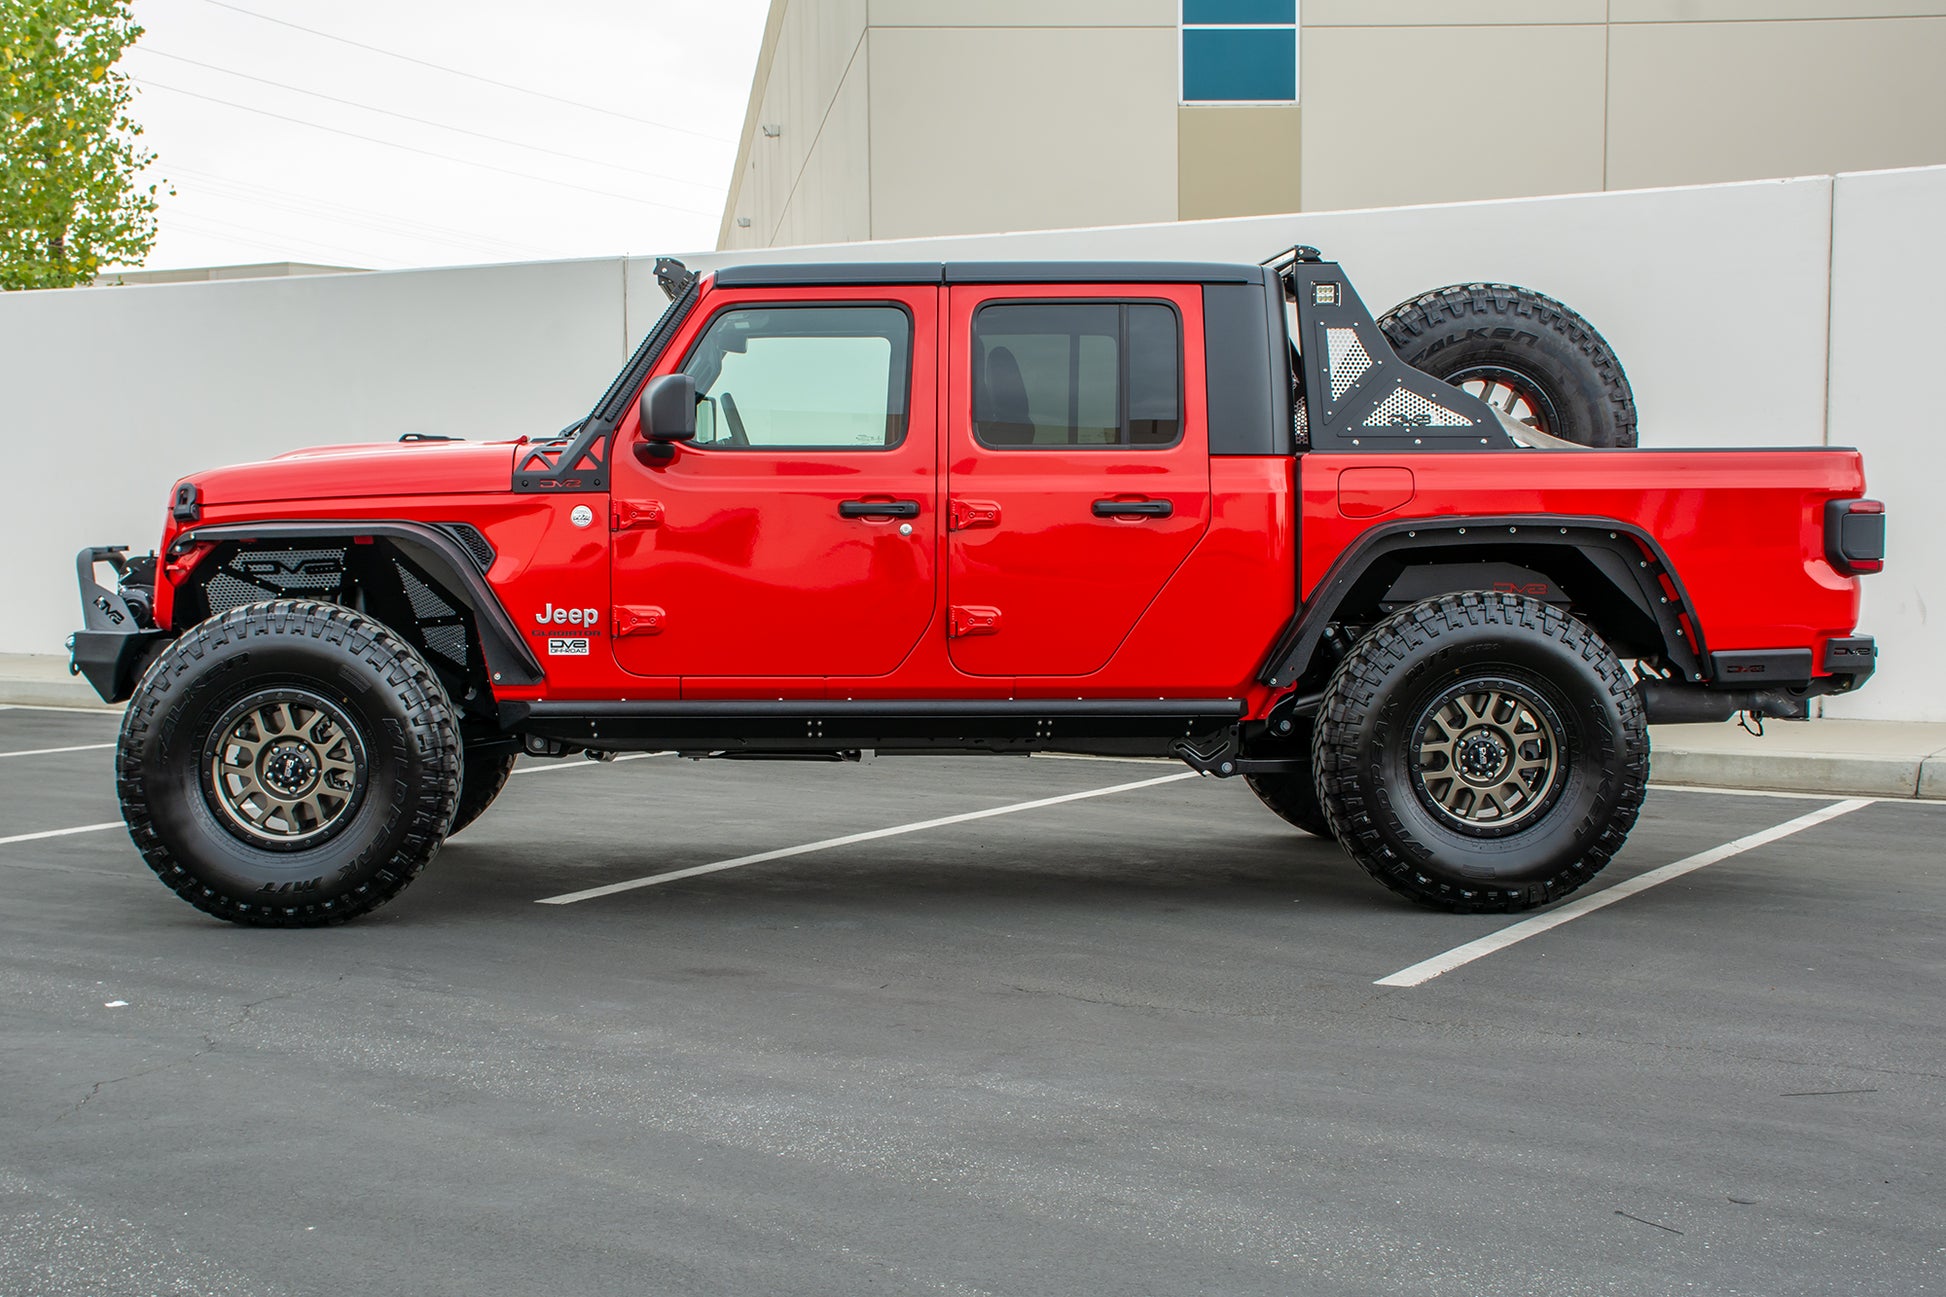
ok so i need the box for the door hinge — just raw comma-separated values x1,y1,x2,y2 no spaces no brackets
612,500,665,531
614,605,666,637
949,498,1002,531
949,605,1001,638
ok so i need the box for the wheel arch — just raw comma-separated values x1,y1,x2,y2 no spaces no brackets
167,520,544,698
1259,515,1707,693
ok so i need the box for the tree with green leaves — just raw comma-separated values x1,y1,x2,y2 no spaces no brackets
0,0,162,290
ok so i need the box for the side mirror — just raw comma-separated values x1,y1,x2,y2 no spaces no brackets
639,373,697,442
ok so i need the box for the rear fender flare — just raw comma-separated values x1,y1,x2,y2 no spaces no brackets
1258,515,1708,689
168,519,544,687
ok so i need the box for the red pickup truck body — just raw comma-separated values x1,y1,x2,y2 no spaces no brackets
141,278,1870,718
71,253,1881,925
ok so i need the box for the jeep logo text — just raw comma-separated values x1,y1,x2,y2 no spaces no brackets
536,602,599,627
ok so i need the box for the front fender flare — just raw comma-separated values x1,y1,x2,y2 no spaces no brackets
168,519,545,687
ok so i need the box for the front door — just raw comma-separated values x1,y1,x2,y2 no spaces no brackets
608,287,937,684
945,284,1210,677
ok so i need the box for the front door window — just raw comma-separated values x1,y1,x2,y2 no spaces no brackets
682,306,911,450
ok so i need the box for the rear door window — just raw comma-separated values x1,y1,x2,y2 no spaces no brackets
970,302,1181,449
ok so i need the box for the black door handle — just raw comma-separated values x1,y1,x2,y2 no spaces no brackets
1092,498,1173,518
839,499,920,519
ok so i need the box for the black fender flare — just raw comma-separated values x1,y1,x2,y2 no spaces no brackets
1258,514,1708,689
168,519,545,687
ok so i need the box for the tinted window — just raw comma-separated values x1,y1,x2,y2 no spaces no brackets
971,302,1181,450
1181,1,1298,104
680,305,910,449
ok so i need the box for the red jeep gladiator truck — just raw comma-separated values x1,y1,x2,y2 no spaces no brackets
69,249,1883,927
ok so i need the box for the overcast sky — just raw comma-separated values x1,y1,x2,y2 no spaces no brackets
120,0,768,272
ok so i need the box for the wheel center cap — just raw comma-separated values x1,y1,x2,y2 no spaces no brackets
260,742,319,796
1456,730,1511,783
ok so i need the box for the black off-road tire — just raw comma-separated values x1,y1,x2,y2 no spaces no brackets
449,746,519,837
1315,592,1648,913
1244,719,1333,838
1379,283,1637,448
117,600,461,927
1246,772,1333,838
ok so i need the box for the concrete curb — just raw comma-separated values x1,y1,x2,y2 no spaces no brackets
1646,721,1946,801
0,657,119,712
3,654,1943,799
1648,748,1937,800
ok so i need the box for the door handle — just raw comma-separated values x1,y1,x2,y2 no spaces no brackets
1092,498,1173,518
839,499,920,519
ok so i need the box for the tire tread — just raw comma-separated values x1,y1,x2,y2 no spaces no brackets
1315,592,1649,913
117,600,461,927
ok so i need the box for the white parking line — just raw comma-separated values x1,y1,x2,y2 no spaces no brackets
0,743,117,760
537,770,1200,905
0,703,121,714
1373,797,1874,988
509,751,670,776
0,822,123,848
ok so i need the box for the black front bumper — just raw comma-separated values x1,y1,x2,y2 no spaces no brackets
69,546,166,704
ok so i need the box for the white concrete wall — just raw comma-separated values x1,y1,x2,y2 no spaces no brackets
0,258,634,660
1823,166,1946,723
4,168,1938,719
685,175,1838,453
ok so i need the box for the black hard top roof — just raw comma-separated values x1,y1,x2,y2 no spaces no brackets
710,261,1272,289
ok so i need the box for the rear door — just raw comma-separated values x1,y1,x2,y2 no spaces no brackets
608,286,937,684
945,284,1210,677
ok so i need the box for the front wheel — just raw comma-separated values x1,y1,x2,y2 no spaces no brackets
1315,593,1648,912
117,600,461,927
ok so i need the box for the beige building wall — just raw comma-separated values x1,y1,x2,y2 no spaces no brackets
866,21,1180,240
719,0,1946,248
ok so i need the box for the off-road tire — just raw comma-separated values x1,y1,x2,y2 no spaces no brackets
117,600,461,927
1379,283,1637,448
1244,719,1333,838
449,746,519,837
1315,592,1648,912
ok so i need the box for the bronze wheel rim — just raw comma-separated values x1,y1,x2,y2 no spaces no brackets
1409,679,1564,834
1448,364,1560,435
204,689,366,847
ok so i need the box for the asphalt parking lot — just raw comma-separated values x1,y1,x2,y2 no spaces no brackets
2,704,1941,1297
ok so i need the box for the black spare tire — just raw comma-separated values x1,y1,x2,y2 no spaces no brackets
1378,283,1637,447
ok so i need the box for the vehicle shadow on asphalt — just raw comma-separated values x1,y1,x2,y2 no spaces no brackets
412,826,1404,923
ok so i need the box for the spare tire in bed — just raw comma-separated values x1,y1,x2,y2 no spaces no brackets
1378,283,1637,448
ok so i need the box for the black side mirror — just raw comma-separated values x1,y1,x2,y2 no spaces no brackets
639,373,697,442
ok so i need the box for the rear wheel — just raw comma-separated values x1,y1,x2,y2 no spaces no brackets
1315,593,1648,912
1244,719,1333,838
118,600,460,927
1379,283,1637,448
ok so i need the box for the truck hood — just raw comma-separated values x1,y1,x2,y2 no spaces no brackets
187,438,521,505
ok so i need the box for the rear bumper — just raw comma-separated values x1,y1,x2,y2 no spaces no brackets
68,546,166,704
1641,635,1876,725
1819,635,1878,690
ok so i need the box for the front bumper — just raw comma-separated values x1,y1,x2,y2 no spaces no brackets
68,546,166,704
